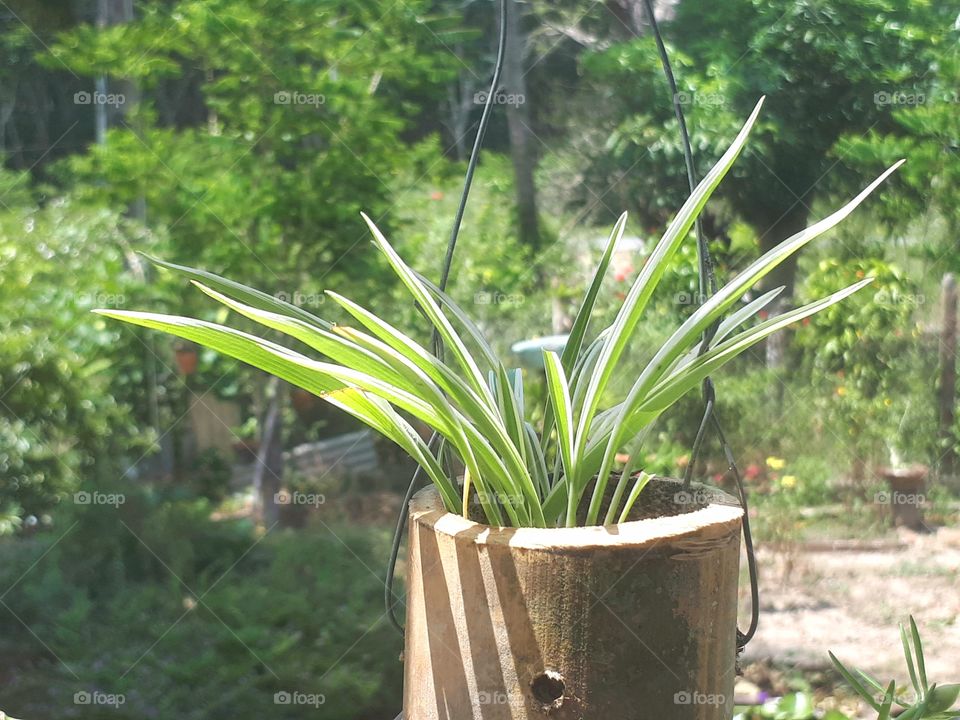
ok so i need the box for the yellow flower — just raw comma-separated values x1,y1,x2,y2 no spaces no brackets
766,456,786,470
837,386,847,397
781,475,797,489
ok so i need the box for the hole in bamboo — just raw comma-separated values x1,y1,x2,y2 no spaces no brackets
530,670,565,708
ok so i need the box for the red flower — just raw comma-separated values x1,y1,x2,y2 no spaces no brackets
613,265,634,282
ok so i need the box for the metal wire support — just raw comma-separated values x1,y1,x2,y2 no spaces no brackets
384,0,508,637
639,0,759,651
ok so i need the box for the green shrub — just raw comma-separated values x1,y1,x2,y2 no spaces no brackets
0,496,402,719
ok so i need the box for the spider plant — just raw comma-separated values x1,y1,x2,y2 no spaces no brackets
96,99,902,528
830,616,959,719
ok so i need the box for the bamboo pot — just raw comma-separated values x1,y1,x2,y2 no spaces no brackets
403,479,744,720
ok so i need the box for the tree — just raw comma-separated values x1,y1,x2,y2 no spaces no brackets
571,0,949,388
0,180,155,525
44,0,458,515
580,0,949,299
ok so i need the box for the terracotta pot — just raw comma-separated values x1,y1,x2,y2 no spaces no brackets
174,346,199,375
291,387,318,416
404,479,744,719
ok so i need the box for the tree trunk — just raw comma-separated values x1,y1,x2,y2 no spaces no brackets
939,273,958,487
252,378,284,526
447,60,476,162
504,0,541,251
404,480,743,719
756,206,809,410
757,205,808,304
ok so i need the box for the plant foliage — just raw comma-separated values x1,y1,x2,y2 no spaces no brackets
98,102,900,527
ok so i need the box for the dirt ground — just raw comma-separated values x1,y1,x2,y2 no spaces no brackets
741,525,960,680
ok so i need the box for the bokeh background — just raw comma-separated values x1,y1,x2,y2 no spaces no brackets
1,1,959,718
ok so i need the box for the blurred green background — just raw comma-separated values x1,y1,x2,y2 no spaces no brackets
1,0,958,717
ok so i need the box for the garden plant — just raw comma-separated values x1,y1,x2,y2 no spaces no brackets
97,99,901,531
93,98,906,720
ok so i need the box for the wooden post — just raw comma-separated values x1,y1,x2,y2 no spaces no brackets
939,273,957,486
404,481,743,719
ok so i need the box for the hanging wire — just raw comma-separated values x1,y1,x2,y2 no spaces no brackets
639,0,759,650
385,0,508,637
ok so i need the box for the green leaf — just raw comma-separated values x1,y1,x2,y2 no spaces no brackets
901,622,922,698
616,471,653,524
542,350,577,526
829,651,882,712
414,271,500,370
574,98,765,461
909,616,928,692
145,254,330,330
640,278,874,413
642,161,902,393
361,212,494,406
878,682,896,720
94,310,468,511
562,211,627,374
